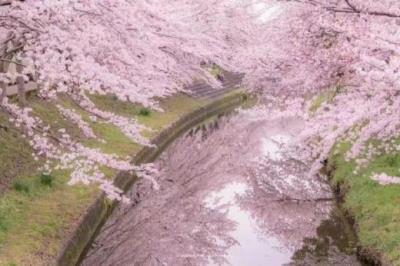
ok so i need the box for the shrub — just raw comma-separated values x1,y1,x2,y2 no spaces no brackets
13,180,30,193
138,108,151,116
40,173,54,186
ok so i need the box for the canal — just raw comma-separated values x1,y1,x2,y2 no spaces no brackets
83,110,362,266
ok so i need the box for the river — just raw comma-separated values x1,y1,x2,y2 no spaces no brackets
82,110,362,266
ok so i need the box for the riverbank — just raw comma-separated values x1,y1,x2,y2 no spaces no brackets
327,141,400,266
0,90,251,265
308,88,400,266
309,87,400,265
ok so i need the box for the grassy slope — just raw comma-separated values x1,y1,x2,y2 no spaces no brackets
0,93,207,265
329,141,400,265
0,113,38,193
311,90,400,265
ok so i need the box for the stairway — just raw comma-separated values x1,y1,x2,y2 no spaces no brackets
186,71,244,99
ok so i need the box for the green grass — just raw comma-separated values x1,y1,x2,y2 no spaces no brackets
0,92,211,265
0,113,38,193
29,97,83,140
0,170,96,265
309,86,341,113
328,140,400,265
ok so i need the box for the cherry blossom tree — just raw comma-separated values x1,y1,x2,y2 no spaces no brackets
0,0,271,199
310,1,400,181
1,0,400,197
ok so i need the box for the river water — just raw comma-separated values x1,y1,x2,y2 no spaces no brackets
82,111,362,266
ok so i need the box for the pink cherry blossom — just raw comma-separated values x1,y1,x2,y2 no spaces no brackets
1,0,400,199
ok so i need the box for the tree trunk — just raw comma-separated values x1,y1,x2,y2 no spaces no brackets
0,62,7,104
16,59,26,106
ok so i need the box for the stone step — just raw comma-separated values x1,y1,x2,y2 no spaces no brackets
198,86,240,100
183,70,244,99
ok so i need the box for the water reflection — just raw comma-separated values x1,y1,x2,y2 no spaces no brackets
291,206,360,265
83,111,361,266
205,182,293,266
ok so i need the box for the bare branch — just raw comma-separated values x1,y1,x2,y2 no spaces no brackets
0,0,14,6
343,0,358,12
0,58,25,66
2,32,15,44
293,0,400,18
0,15,44,33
